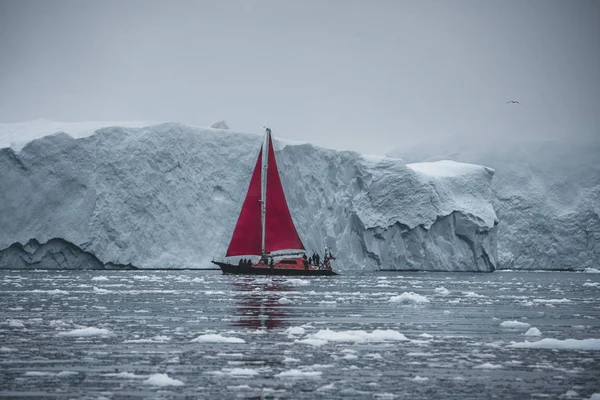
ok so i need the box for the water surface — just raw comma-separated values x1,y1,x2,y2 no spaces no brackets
1,270,599,399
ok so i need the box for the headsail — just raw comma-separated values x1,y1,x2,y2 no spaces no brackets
226,147,263,256
264,135,305,253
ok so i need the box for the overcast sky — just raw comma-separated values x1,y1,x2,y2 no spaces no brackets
0,0,598,154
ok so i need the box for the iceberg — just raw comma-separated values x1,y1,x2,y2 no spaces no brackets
388,135,600,271
0,122,497,271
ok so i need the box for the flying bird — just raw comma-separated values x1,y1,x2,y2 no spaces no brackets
506,100,520,104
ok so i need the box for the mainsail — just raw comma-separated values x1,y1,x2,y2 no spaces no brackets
264,136,304,253
226,130,305,256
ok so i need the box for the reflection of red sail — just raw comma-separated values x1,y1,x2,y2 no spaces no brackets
226,147,263,256
265,137,305,253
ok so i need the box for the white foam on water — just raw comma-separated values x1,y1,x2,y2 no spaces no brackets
91,276,109,281
295,338,328,346
278,297,293,304
411,376,429,382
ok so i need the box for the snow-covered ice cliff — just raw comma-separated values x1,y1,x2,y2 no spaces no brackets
388,135,600,271
0,122,497,271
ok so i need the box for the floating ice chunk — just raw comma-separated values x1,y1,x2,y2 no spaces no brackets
285,327,305,336
25,371,55,376
93,287,113,294
283,356,300,363
124,335,171,343
524,327,542,336
532,298,571,304
57,327,113,337
584,268,600,273
473,362,503,369
91,276,109,281
306,329,408,343
227,384,252,390
500,320,531,329
411,376,429,382
434,287,450,296
317,383,335,391
144,373,184,386
583,282,600,287
103,371,147,379
508,338,600,350
589,393,600,400
191,334,245,344
223,368,259,377
275,369,322,378
462,291,485,298
191,277,205,283
295,338,327,346
389,292,429,304
0,346,17,352
278,297,293,304
283,279,310,286
32,289,69,295
419,333,433,339
7,319,25,328
57,371,78,377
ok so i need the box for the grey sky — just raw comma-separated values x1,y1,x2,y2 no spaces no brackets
0,0,598,154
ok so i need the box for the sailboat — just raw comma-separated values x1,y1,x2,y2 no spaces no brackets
212,128,337,276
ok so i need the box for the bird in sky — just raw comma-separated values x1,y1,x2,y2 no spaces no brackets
506,100,520,104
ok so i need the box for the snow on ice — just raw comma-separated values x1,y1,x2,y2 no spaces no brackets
0,121,497,271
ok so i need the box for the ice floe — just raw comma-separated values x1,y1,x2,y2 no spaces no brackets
57,327,113,337
275,369,322,378
434,287,450,296
304,329,408,343
143,373,184,386
508,338,600,350
191,334,245,344
524,327,542,336
389,292,430,304
500,320,531,329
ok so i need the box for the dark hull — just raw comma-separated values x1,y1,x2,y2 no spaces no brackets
212,261,337,276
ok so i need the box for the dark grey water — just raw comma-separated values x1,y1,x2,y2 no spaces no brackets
1,270,599,399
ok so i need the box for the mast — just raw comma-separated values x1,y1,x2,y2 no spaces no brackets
260,127,270,255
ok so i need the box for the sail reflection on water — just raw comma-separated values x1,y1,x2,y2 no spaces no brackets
230,278,295,330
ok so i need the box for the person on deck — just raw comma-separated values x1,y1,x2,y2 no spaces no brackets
269,258,274,269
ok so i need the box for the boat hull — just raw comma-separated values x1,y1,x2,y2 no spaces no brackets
212,261,337,276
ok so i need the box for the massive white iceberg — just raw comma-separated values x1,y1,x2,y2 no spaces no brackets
0,122,497,271
388,135,600,271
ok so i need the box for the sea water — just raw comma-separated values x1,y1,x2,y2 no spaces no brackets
0,270,599,399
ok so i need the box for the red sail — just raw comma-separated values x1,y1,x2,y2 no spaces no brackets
226,148,263,256
265,138,305,252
